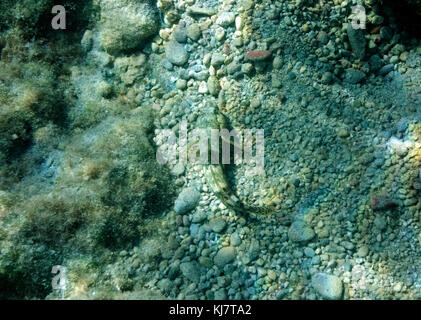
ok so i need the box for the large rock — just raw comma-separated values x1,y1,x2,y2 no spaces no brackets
100,0,160,55
174,187,201,214
312,273,343,300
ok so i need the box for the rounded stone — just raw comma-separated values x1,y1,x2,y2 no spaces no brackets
214,246,236,267
321,71,333,84
186,24,201,41
165,41,189,66
273,56,283,69
215,28,226,41
216,12,236,27
357,245,369,258
180,261,201,282
173,26,187,43
171,162,185,175
100,0,160,56
174,187,201,214
288,221,315,243
338,128,350,138
211,53,225,67
230,233,242,247
207,76,220,97
343,69,366,84
210,218,227,233
311,273,343,300
176,79,187,90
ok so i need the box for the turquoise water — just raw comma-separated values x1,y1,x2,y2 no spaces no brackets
0,0,420,300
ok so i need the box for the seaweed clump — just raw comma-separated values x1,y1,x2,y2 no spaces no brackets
0,106,174,299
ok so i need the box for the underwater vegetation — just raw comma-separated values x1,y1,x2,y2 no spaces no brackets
0,0,420,300
0,0,175,299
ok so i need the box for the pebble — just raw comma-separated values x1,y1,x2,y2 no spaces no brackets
165,41,189,66
343,68,365,84
393,283,402,293
216,12,236,27
374,216,387,230
304,247,315,258
230,233,242,247
245,50,272,62
232,37,243,47
227,61,241,75
161,59,173,71
342,241,354,250
378,64,394,76
241,63,253,75
157,278,172,292
215,28,226,41
321,71,333,84
174,187,201,214
357,245,369,258
273,56,282,69
190,224,199,237
191,210,207,223
176,78,187,90
198,81,208,93
180,261,201,282
211,53,225,67
173,25,187,43
207,76,220,97
186,24,201,41
235,17,244,31
187,6,217,17
369,54,383,72
311,273,343,300
241,0,254,10
317,31,329,45
268,270,277,281
338,128,349,138
214,289,227,300
210,217,227,233
214,246,236,268
288,221,315,243
171,162,185,176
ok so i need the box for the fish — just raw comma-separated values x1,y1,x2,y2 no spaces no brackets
195,99,276,220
